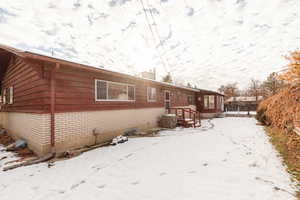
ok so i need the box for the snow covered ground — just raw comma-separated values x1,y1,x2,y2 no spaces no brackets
0,118,297,200
225,111,257,115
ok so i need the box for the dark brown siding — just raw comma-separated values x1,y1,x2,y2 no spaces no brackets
1,56,48,113
1,56,196,113
49,64,196,113
196,92,223,113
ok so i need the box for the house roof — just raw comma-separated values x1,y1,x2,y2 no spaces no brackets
226,96,263,102
197,89,224,96
0,43,221,94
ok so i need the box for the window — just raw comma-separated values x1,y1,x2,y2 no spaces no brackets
204,95,215,109
95,80,135,101
2,89,6,104
187,95,195,105
147,87,157,102
164,91,171,109
216,96,223,110
7,87,13,104
209,95,215,109
2,87,13,105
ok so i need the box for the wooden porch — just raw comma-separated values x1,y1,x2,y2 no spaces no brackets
167,107,201,128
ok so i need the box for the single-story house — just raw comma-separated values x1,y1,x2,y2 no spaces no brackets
0,44,224,155
196,89,224,118
225,96,263,112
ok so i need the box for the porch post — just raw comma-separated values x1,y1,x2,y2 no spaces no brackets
50,63,60,152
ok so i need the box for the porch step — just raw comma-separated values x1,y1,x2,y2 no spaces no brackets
168,107,201,128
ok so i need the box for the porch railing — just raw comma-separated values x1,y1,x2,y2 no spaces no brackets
167,107,201,128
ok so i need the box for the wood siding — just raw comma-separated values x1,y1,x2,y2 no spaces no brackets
1,56,48,113
1,55,196,113
51,64,195,113
196,92,223,113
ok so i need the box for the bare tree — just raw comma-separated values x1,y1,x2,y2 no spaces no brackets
218,83,240,99
247,79,262,102
261,72,286,96
162,72,173,83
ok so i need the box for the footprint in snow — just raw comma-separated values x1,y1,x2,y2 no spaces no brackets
203,163,208,167
97,184,106,189
32,186,39,190
159,172,167,176
58,190,66,194
249,163,259,168
54,189,66,194
255,177,274,184
131,181,140,185
125,153,133,158
71,180,86,190
50,189,66,194
91,164,106,171
0,184,7,190
188,170,197,174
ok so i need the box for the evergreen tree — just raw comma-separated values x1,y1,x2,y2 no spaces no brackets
162,72,173,83
261,72,286,96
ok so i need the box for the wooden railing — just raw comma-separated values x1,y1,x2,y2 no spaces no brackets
168,107,201,128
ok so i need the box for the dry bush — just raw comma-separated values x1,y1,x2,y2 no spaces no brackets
257,85,300,130
258,51,300,129
278,51,300,83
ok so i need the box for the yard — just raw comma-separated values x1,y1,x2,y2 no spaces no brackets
0,118,297,200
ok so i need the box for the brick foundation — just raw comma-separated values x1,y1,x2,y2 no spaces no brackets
1,108,165,155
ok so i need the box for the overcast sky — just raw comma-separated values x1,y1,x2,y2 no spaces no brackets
0,0,299,90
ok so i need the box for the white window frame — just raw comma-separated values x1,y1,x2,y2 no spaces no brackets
147,87,157,102
8,86,13,104
208,95,215,109
164,90,171,109
95,79,135,102
2,89,6,104
204,95,215,109
187,95,194,105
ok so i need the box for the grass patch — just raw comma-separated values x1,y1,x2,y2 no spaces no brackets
264,126,300,198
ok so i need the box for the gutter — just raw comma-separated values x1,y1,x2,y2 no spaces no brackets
50,63,60,152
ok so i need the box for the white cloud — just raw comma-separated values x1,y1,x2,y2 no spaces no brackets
0,0,299,90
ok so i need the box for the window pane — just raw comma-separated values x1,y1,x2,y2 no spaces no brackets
108,82,128,100
128,86,135,100
148,87,156,101
6,88,10,104
209,95,215,109
151,88,156,100
187,96,194,105
165,91,170,100
204,96,209,109
165,101,170,109
9,87,13,104
97,81,107,100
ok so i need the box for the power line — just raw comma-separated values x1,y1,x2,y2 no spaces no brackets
137,0,170,74
144,0,178,78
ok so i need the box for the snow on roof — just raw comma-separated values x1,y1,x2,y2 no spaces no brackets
226,96,263,102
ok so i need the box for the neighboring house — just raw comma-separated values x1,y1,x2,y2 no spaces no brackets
225,96,263,112
196,89,225,118
0,44,224,155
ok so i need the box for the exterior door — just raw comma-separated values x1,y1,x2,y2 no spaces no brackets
165,91,171,109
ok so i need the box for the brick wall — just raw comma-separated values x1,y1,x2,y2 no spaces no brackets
2,112,50,154
2,107,165,155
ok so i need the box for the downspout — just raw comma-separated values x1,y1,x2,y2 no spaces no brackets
50,63,60,153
